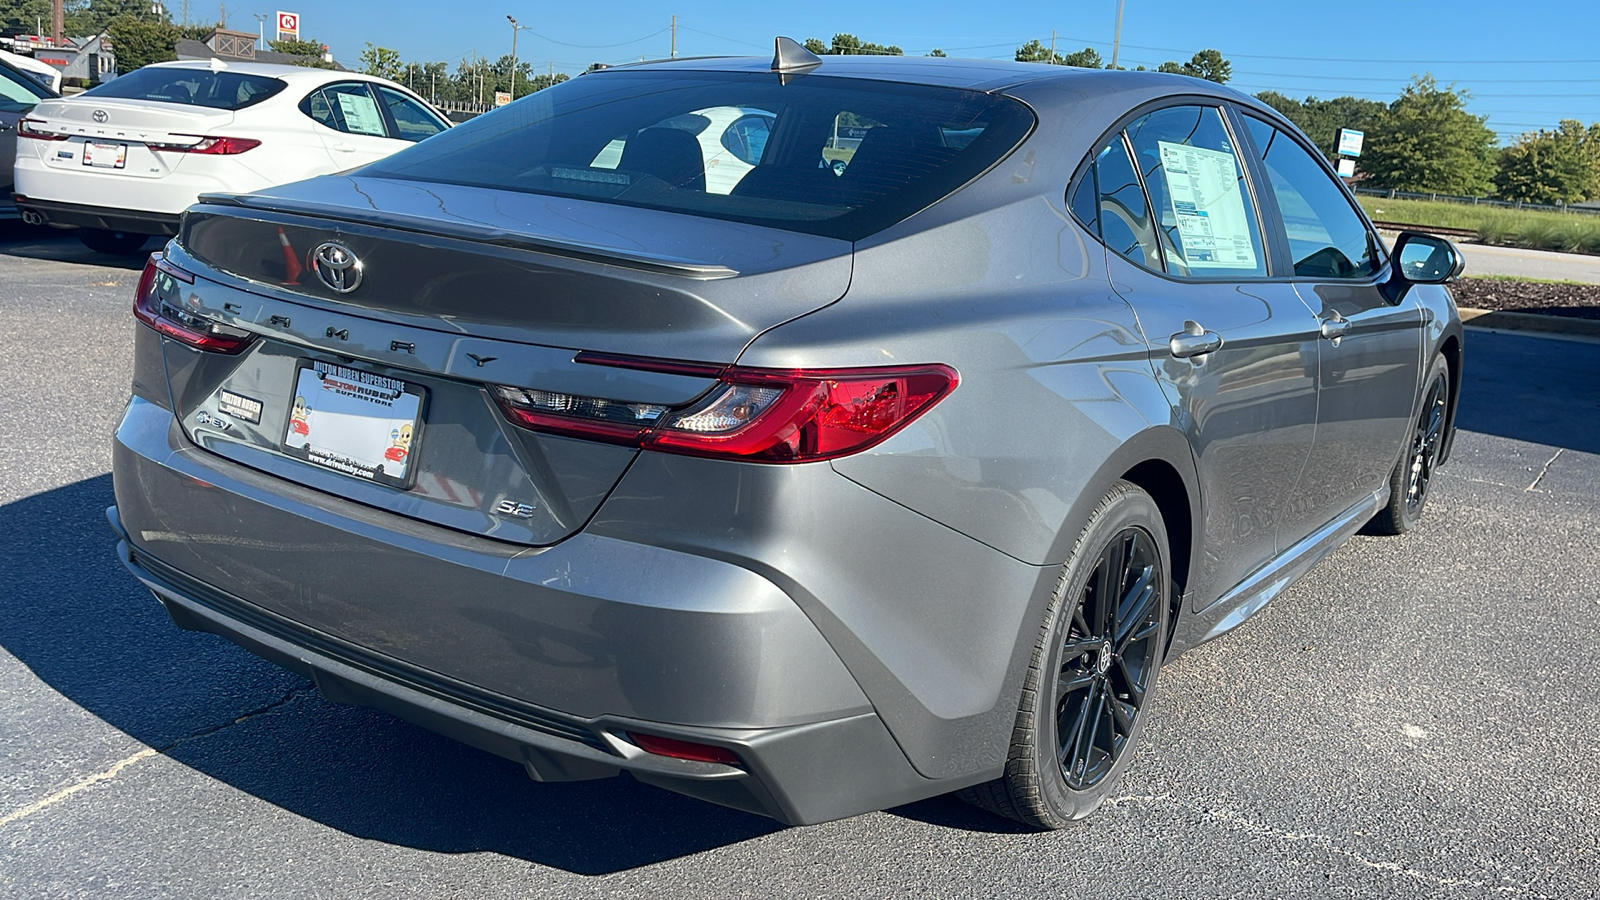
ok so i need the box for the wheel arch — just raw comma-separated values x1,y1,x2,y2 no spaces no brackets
1436,330,1463,464
1030,424,1201,650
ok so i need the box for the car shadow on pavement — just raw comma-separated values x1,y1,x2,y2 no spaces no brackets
0,474,785,875
1456,328,1600,456
0,221,156,268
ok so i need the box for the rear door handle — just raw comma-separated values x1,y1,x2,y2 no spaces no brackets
330,142,356,152
1169,321,1223,359
1319,315,1351,342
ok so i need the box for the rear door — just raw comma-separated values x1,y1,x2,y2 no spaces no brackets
1085,104,1322,609
1236,112,1422,542
303,82,408,166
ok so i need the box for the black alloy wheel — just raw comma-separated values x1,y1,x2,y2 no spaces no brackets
959,480,1170,829
1369,354,1451,535
1055,527,1163,790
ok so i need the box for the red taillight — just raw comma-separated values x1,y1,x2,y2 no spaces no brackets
627,732,742,765
148,135,261,155
133,254,255,354
492,355,958,463
16,118,67,141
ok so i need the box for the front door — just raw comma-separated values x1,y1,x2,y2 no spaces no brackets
1236,113,1423,545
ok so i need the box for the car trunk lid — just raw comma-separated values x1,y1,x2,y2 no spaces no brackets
157,175,853,546
27,97,236,179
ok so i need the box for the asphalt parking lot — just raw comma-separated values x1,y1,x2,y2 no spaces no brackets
2,226,1597,899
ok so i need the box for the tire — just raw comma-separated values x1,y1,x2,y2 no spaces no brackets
1368,354,1450,535
960,479,1170,829
77,228,151,255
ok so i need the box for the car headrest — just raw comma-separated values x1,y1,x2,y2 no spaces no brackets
619,127,706,193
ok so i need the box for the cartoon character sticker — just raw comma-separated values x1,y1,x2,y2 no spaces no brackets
384,422,412,463
289,395,310,437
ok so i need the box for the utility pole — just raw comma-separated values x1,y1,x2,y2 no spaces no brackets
1048,29,1056,63
506,15,531,98
507,15,519,98
670,14,676,58
50,0,62,46
1111,0,1126,69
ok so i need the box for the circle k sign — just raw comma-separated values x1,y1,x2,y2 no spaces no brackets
276,11,299,37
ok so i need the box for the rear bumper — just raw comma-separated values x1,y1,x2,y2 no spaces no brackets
111,395,963,824
12,194,182,235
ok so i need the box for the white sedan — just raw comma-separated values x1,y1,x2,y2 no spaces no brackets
13,60,449,254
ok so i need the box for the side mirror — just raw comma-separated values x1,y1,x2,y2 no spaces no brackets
1391,231,1464,285
1380,231,1464,303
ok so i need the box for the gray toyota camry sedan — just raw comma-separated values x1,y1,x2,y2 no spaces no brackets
110,40,1464,829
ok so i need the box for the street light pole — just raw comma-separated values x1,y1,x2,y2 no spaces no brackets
1110,0,1126,70
505,15,532,99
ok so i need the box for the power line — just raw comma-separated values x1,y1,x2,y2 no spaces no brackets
515,27,667,50
1237,72,1600,85
677,25,768,51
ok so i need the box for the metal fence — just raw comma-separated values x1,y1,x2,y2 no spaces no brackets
1351,187,1600,216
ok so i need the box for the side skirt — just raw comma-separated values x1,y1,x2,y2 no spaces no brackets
1168,486,1388,654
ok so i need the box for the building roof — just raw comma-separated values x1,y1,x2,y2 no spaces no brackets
174,37,347,71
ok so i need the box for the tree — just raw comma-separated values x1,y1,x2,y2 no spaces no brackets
1361,75,1497,195
1157,49,1231,83
1256,92,1386,160
803,33,902,55
1254,90,1302,121
359,43,401,80
926,48,946,57
1015,39,1059,64
1494,121,1596,204
104,16,207,71
268,37,334,69
1058,47,1102,69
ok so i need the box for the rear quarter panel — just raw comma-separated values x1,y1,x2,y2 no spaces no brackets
729,103,1199,778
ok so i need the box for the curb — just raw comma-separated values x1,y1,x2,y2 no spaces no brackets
1459,307,1600,340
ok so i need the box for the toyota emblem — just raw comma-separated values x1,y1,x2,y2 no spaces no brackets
91,109,108,123
309,242,363,293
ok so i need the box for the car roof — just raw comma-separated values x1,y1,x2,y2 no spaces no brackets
141,59,400,88
593,53,1248,99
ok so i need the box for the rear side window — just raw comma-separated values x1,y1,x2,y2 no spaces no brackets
1123,106,1267,278
360,71,1035,242
82,67,285,110
720,113,773,165
1092,137,1160,270
1242,115,1381,279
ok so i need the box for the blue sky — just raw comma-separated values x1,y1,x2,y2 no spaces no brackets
219,0,1599,143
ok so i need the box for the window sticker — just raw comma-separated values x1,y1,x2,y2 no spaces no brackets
335,90,386,137
1156,141,1258,270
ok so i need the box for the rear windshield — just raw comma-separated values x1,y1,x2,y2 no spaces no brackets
82,67,286,110
360,70,1035,241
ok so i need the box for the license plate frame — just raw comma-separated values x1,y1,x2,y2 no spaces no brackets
82,140,128,169
279,360,428,490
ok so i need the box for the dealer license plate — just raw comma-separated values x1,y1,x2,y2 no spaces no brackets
280,360,427,489
82,141,127,169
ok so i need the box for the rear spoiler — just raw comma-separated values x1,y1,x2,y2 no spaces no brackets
192,191,740,280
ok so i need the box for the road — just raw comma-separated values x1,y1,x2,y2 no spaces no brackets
2,229,1598,899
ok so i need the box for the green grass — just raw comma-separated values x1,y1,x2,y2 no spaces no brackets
1354,196,1600,255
